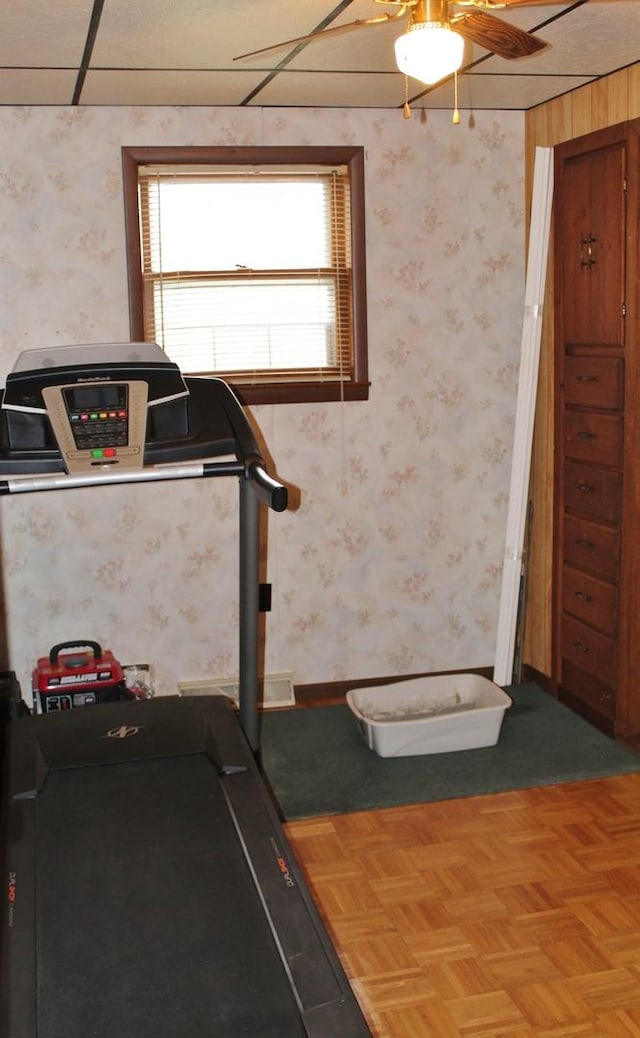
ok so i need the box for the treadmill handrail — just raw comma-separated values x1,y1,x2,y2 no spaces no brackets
212,380,289,512
0,459,288,511
0,462,234,495
246,460,288,512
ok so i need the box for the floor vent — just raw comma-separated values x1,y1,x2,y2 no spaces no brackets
178,672,296,709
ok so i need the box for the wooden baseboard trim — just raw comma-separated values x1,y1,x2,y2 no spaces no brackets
520,664,553,695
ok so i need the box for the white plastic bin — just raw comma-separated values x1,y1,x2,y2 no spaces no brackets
346,674,512,758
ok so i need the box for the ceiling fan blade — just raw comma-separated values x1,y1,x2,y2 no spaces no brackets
234,11,405,62
453,10,548,59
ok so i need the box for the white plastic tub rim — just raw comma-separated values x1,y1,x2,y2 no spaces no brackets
346,673,512,758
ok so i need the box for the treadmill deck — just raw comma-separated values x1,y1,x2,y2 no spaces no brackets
2,697,371,1037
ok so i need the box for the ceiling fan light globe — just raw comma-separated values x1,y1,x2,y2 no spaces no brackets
394,22,464,85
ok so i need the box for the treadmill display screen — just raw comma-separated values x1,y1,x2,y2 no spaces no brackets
63,383,127,412
62,383,129,451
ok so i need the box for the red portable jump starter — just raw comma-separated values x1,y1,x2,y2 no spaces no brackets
32,640,128,713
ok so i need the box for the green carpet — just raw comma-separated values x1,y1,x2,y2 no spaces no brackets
260,682,640,820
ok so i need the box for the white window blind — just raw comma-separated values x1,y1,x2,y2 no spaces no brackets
138,165,354,386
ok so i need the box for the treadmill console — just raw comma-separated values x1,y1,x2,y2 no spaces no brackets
41,379,148,472
1,343,189,474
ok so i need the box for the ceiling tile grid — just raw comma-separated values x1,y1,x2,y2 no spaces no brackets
0,0,637,111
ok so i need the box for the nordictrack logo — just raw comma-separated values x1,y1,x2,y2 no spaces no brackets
270,839,295,889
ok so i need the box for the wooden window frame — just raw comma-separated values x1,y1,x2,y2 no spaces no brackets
122,145,370,405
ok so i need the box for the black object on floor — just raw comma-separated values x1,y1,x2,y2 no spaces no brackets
261,682,640,820
0,696,371,1037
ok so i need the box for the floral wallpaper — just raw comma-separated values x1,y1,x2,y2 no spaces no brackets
0,104,524,702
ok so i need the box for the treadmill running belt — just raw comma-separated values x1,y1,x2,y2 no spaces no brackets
35,753,307,1038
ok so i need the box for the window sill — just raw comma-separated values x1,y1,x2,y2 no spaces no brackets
230,381,370,406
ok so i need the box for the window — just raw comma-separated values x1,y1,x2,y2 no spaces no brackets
122,146,369,404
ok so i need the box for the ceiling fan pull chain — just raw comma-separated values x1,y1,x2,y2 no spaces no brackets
452,70,461,124
403,74,411,118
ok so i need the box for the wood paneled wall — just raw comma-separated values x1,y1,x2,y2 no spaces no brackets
523,63,640,677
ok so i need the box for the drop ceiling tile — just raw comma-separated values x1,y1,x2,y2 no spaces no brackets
0,0,93,66
283,6,407,73
80,68,272,106
245,69,407,108
90,0,351,69
415,72,598,112
0,69,78,106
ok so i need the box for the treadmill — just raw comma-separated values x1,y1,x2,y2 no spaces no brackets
0,344,372,1038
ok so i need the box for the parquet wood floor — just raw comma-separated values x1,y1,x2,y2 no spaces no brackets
286,773,640,1037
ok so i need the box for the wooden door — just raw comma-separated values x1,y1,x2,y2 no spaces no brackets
553,122,639,735
560,143,626,348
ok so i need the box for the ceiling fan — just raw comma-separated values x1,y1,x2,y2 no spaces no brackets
234,0,555,115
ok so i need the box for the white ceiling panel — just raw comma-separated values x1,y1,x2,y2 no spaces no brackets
0,0,93,67
418,72,599,112
253,0,405,73
91,0,349,68
261,20,401,74
248,69,406,108
81,68,268,106
0,69,78,106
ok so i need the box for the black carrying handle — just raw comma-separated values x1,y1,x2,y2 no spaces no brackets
49,640,103,666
